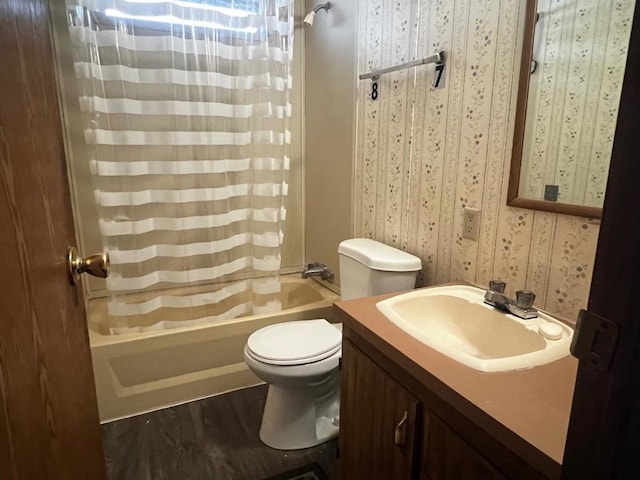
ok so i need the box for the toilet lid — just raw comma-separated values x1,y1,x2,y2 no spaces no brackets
246,319,342,366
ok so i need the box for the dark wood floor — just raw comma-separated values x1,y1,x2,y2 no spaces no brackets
102,385,337,480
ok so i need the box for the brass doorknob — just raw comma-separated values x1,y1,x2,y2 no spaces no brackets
67,247,110,286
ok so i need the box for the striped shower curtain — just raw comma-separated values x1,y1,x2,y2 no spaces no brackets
66,0,294,333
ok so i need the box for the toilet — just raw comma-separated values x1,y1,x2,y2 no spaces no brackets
243,238,422,450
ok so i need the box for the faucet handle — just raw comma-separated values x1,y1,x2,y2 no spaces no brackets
515,290,536,309
489,280,506,294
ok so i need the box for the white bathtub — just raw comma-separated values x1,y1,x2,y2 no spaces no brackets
88,275,340,422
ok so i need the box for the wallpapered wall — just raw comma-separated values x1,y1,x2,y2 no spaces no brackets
353,0,602,321
521,0,634,207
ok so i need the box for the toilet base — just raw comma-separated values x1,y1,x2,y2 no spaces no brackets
259,373,340,450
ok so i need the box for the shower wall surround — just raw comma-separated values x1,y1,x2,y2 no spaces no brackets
353,0,600,321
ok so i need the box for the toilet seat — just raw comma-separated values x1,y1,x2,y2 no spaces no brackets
246,319,341,366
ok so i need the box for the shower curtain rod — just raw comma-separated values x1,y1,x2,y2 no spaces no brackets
359,51,445,80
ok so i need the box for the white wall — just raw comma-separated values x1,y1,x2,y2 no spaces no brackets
304,0,358,286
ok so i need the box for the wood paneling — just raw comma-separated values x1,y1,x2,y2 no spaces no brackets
0,0,105,477
421,409,506,480
339,338,420,480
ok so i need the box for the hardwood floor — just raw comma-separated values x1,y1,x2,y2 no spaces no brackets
102,385,337,480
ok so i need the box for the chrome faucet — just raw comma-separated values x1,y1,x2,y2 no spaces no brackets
301,262,334,282
484,280,538,319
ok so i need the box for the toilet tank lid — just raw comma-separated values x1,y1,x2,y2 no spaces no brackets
338,238,422,272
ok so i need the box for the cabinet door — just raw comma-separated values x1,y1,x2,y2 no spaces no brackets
420,410,506,480
339,339,420,479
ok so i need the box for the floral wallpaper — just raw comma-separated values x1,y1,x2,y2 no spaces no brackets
353,0,602,321
521,0,634,207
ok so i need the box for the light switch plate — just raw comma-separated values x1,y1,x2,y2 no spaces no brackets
462,207,481,241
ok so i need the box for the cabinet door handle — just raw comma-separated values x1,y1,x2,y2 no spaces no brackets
394,411,408,449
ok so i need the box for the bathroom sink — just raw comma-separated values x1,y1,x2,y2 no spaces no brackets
376,285,573,372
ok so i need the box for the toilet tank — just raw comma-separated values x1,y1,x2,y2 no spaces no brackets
338,239,422,300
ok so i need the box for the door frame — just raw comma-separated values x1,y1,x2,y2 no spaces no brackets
562,1,640,479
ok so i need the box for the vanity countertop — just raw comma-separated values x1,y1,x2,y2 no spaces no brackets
334,287,578,475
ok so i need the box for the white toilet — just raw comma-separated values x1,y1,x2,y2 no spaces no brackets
243,238,422,450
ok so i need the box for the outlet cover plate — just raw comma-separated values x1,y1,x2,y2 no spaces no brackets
463,207,481,241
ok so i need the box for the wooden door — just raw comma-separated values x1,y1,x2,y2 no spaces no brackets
0,0,106,478
561,1,640,479
339,338,420,480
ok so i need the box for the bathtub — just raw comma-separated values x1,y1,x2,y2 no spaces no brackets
88,275,340,422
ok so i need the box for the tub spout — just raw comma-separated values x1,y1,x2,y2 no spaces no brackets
301,262,334,282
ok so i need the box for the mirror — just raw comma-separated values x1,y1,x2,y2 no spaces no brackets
509,0,636,218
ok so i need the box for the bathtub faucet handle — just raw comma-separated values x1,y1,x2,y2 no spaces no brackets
301,262,334,282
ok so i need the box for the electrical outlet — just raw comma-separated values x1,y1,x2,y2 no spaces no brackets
462,207,481,241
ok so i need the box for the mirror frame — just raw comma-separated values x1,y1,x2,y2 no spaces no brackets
508,0,602,219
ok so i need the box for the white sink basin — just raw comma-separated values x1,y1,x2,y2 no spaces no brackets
376,285,573,372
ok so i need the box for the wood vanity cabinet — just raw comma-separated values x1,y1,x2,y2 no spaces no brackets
420,410,506,480
339,337,420,479
339,338,509,480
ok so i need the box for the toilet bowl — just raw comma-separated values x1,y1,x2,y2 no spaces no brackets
243,319,342,450
244,238,422,450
